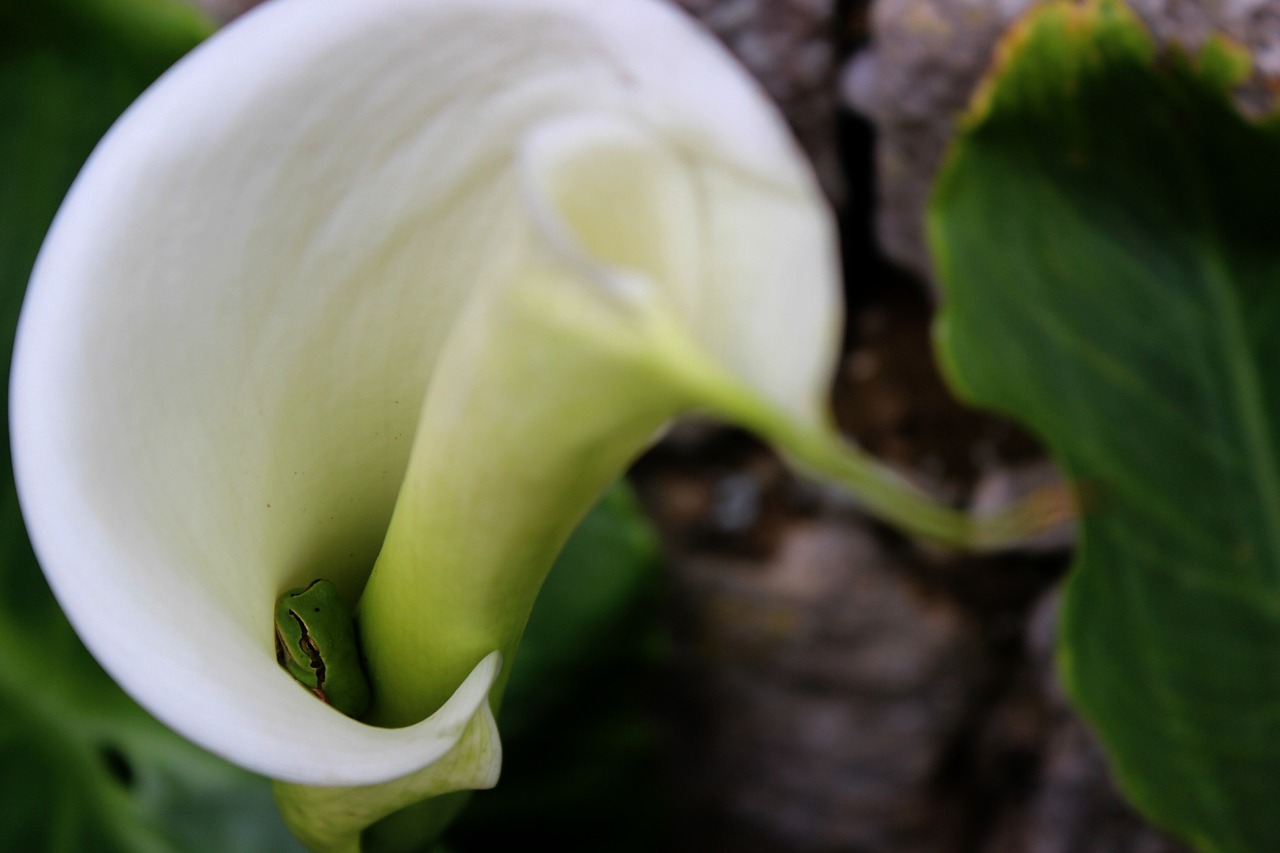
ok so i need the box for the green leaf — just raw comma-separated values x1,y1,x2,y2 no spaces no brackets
1,2,302,850
929,2,1280,850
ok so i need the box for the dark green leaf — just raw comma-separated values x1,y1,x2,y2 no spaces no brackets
930,2,1280,850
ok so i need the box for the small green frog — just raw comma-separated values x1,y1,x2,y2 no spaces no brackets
274,579,372,719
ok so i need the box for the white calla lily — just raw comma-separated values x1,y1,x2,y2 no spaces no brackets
11,0,1056,848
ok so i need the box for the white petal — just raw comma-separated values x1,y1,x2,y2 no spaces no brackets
11,0,839,788
519,110,840,422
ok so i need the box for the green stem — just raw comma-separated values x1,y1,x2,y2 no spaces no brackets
666,342,1073,551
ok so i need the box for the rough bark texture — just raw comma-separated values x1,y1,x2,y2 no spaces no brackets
667,518,982,852
674,0,846,201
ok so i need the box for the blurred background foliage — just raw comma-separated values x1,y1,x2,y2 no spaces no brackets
0,1,669,850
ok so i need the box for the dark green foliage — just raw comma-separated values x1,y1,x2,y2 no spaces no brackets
931,2,1280,850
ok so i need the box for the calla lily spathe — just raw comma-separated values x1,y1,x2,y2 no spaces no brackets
11,0,836,843
10,0,1045,849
